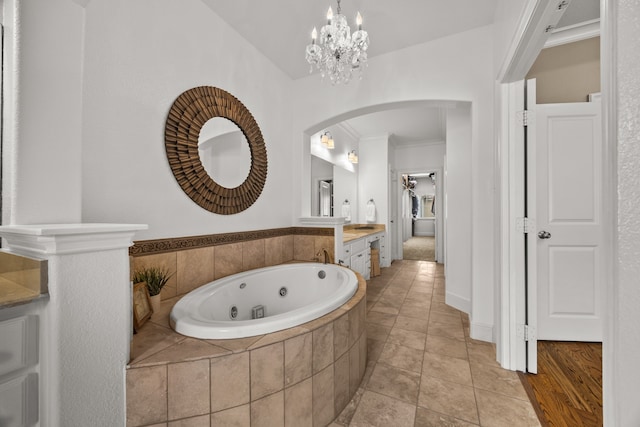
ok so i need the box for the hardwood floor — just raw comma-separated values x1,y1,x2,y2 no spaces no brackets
520,341,603,427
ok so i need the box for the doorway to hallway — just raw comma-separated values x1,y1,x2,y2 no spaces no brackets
397,172,442,263
402,237,435,262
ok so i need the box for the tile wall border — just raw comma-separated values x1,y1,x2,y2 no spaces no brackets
130,227,334,256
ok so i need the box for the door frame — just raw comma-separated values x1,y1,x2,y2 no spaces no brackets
497,80,528,371
394,168,444,263
497,0,614,368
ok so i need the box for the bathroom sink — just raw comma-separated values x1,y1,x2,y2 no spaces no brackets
354,226,375,230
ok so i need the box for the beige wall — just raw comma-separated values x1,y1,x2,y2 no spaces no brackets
527,37,600,104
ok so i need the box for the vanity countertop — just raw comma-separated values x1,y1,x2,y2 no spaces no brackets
343,224,385,243
0,252,48,309
0,276,41,307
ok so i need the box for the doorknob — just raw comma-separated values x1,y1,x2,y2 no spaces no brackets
538,230,551,239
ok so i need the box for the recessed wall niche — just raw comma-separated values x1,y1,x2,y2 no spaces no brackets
164,86,268,214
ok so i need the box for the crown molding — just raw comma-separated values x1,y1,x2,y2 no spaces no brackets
545,18,600,48
335,122,361,141
394,139,446,149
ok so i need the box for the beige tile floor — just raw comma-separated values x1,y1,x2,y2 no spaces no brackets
330,260,541,427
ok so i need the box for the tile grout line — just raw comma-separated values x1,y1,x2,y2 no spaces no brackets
353,261,538,427
409,268,431,426
463,299,483,427
345,262,436,426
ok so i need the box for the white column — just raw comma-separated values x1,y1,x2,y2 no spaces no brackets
0,223,147,427
610,1,640,425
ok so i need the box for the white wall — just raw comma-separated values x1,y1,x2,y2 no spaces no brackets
394,142,446,172
2,0,84,225
292,25,495,340
80,0,294,241
445,106,473,314
358,135,389,225
611,1,640,424
493,0,530,78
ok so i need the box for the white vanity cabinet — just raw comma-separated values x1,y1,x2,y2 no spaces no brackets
349,238,369,279
343,231,386,280
0,312,39,427
342,244,352,268
366,233,383,272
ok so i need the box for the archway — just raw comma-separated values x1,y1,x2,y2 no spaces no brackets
300,100,473,317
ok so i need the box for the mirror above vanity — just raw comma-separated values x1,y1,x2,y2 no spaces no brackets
309,127,359,221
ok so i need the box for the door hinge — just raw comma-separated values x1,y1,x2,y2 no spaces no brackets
516,217,534,234
516,110,529,127
517,324,537,341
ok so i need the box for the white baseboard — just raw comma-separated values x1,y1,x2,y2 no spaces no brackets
470,321,494,343
445,292,470,314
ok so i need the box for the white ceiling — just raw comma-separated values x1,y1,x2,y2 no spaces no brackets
202,0,498,80
203,0,599,145
343,105,447,145
340,0,600,145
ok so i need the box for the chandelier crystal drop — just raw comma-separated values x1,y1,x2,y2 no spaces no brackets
305,0,369,85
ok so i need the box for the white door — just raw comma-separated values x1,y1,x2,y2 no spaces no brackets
389,169,399,260
528,80,604,347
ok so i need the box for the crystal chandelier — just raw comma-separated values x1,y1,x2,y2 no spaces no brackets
305,0,370,85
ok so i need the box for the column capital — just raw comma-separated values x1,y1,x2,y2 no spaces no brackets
0,223,148,256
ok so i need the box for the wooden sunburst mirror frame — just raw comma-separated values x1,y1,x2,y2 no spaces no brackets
164,86,267,214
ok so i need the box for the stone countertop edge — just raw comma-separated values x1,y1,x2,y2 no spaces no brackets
342,224,386,243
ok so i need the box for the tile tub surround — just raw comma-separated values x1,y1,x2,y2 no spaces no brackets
130,228,335,301
126,271,367,427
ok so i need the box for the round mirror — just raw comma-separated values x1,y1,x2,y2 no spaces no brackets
165,87,268,215
198,118,251,188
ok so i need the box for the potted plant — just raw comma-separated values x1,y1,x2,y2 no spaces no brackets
132,267,173,315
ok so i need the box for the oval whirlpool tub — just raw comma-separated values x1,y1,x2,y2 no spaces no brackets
170,262,358,339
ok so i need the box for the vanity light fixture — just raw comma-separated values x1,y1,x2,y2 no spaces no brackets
321,131,335,149
305,0,369,85
348,150,358,164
